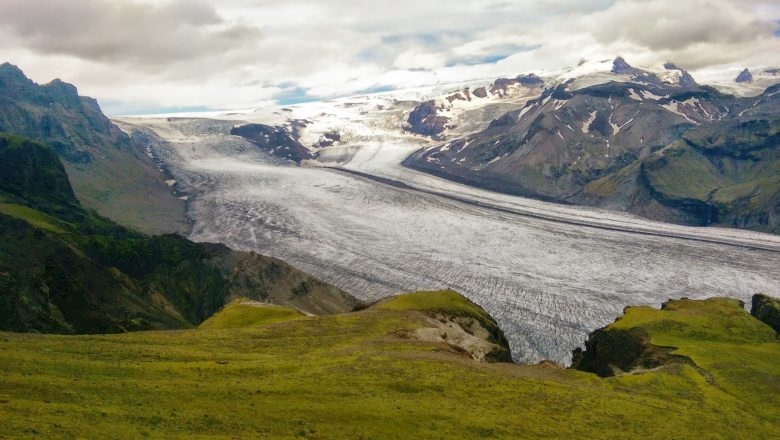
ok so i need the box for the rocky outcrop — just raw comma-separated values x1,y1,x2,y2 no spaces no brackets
230,123,313,163
472,86,488,98
736,68,753,83
406,100,451,138
314,131,341,147
378,290,512,363
611,56,661,84
751,294,780,334
0,63,132,164
489,73,544,97
663,62,698,88
571,326,678,377
571,297,774,377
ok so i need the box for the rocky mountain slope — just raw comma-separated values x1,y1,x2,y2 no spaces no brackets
183,57,779,234
405,58,780,233
0,62,185,234
0,133,358,333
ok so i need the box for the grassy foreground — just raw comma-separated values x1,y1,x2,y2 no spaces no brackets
0,291,778,439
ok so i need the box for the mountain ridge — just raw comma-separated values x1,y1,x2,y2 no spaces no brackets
0,62,185,234
404,58,780,233
0,132,359,334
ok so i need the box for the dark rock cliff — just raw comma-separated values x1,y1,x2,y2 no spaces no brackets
751,293,780,334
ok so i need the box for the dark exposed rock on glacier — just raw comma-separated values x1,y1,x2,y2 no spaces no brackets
231,123,313,163
736,68,753,83
406,100,452,138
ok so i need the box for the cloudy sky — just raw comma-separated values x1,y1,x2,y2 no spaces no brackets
1,0,779,115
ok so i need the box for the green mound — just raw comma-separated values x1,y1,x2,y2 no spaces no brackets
573,296,779,431
199,299,304,329
1,294,777,439
376,290,511,359
376,289,491,317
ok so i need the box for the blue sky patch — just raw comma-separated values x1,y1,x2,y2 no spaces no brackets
275,87,312,105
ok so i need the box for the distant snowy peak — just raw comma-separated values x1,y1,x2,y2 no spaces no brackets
405,74,545,138
549,57,780,98
557,57,699,92
404,57,718,140
736,68,753,83
694,66,780,97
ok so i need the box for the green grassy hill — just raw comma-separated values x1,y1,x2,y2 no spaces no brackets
199,299,305,329
0,291,777,439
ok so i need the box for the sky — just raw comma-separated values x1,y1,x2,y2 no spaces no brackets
1,0,779,115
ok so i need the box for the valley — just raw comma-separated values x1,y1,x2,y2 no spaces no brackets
2,1,780,437
117,103,780,364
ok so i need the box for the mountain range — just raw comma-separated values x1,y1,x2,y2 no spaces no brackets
222,57,780,234
0,60,778,438
404,58,780,233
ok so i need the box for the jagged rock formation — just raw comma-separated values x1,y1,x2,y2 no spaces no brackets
230,123,314,163
663,62,698,88
406,100,452,138
0,63,122,163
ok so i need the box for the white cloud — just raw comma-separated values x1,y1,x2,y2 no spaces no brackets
393,50,448,71
0,0,778,114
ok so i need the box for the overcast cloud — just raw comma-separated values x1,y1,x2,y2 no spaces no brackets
1,0,778,114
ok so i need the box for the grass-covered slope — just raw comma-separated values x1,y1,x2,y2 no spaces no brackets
0,291,777,439
0,133,358,334
580,118,780,232
199,298,305,329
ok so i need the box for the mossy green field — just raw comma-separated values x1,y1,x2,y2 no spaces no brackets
0,292,777,439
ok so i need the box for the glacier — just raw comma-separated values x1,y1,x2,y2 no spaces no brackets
115,92,780,364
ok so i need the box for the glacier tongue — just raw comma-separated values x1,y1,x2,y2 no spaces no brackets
114,94,780,365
